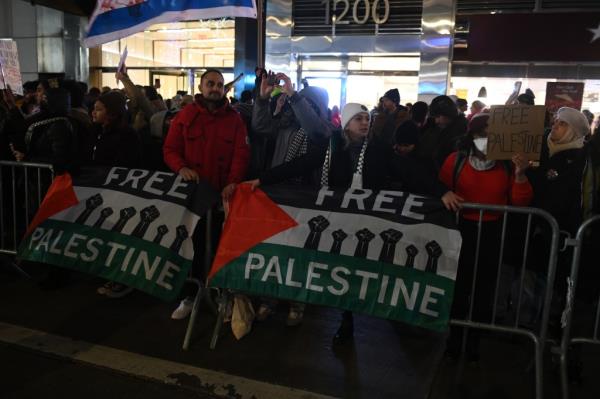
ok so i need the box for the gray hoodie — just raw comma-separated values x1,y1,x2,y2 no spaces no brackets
252,89,332,168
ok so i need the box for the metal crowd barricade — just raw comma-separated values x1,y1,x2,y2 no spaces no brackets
0,160,54,257
183,207,217,351
559,215,600,399
0,159,217,351
451,203,560,399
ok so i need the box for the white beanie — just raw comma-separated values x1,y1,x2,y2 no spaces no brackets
556,107,590,138
341,103,370,129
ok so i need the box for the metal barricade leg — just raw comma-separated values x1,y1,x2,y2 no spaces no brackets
558,216,600,399
181,208,217,350
210,289,229,350
183,278,204,351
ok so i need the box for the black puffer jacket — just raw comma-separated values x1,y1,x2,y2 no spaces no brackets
414,115,467,172
528,148,586,235
261,131,447,197
23,114,77,174
85,123,142,168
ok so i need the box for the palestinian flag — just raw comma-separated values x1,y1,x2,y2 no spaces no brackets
209,184,462,331
18,167,219,301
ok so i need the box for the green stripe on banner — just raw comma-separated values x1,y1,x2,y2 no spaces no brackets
19,219,191,301
210,243,455,331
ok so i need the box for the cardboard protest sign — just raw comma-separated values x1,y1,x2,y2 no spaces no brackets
544,82,584,114
0,39,23,95
117,45,128,73
505,81,522,105
487,105,547,161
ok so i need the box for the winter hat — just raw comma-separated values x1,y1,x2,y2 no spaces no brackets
341,103,370,129
299,86,329,117
383,88,400,105
429,95,458,118
468,112,490,136
410,101,429,124
556,107,590,138
471,100,486,110
395,120,419,145
517,90,535,105
582,109,594,126
98,91,127,119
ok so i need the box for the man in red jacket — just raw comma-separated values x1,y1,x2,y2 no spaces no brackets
164,69,250,201
163,69,249,319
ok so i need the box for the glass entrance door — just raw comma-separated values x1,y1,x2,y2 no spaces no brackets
150,71,189,99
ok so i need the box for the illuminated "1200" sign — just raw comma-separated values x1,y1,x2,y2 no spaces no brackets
320,0,390,25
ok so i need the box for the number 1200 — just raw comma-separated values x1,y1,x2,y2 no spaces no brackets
320,0,390,25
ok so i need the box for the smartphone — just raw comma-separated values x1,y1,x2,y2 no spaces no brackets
267,74,279,86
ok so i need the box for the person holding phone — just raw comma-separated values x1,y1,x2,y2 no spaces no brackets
250,71,333,325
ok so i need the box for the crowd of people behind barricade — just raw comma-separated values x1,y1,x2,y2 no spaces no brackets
1,67,600,359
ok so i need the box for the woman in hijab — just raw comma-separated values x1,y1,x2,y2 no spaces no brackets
531,107,589,235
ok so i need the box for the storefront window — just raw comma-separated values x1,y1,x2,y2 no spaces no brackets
91,20,235,99
298,55,420,110
450,77,600,120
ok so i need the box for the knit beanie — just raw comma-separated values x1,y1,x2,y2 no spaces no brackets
468,113,490,136
410,101,429,124
395,120,419,145
556,107,590,138
383,88,400,105
517,93,535,105
299,86,329,117
429,95,458,118
341,103,370,129
98,91,127,119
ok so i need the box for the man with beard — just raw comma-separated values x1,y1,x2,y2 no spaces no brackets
163,69,250,320
164,68,250,200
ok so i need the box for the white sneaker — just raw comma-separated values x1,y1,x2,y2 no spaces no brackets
171,298,194,320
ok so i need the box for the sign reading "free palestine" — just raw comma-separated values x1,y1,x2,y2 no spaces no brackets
18,167,219,301
209,185,462,331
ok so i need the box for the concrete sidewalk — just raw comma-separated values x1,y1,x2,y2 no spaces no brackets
1,260,598,399
0,261,445,399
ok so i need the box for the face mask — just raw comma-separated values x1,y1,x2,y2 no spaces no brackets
473,137,488,155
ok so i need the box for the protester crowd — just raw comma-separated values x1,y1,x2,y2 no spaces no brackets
1,67,600,360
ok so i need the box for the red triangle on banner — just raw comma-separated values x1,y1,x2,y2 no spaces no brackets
24,173,79,238
208,184,298,279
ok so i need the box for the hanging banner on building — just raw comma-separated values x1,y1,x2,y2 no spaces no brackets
487,105,547,161
17,167,219,301
0,39,23,96
544,82,585,114
209,185,462,331
84,0,257,48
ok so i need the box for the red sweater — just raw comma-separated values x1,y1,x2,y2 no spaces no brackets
439,152,533,221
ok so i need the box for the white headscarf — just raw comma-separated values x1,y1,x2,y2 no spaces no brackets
547,107,589,157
